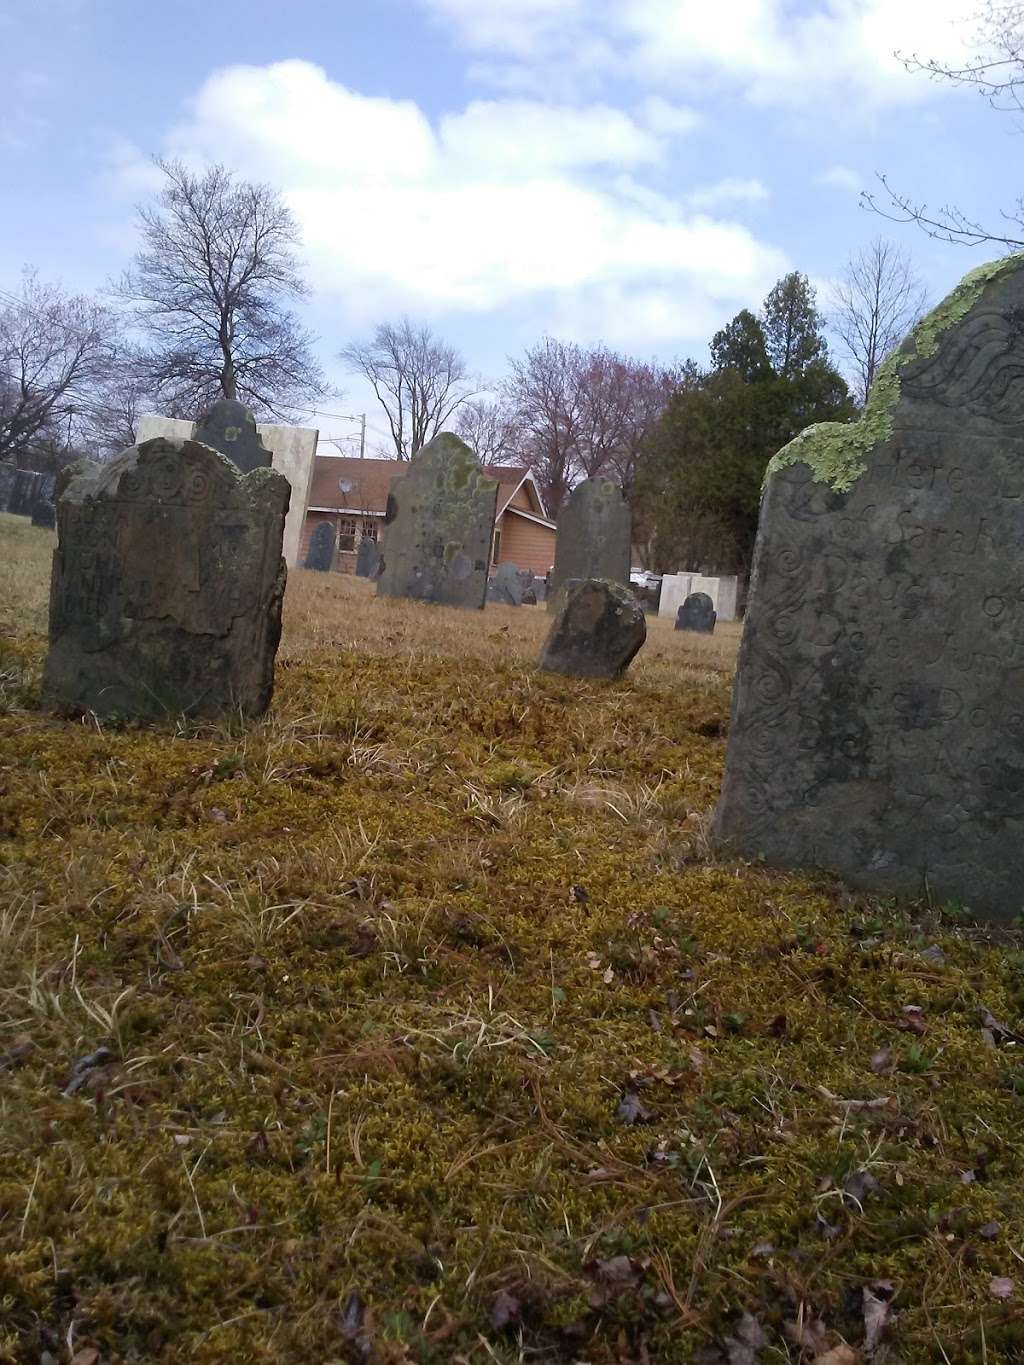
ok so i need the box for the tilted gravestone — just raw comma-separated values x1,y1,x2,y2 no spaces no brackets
194,399,273,475
377,432,498,609
538,578,646,679
676,592,716,634
355,536,381,579
0,463,15,512
715,253,1024,922
488,562,535,606
304,521,336,572
548,479,631,610
42,436,289,720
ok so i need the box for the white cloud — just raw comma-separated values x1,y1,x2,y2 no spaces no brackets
113,59,787,348
687,177,770,211
816,165,863,193
416,0,977,111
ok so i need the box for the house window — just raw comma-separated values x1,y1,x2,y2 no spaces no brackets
491,527,501,565
337,518,357,552
361,519,378,542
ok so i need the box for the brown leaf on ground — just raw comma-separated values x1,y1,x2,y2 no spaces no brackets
491,1289,521,1330
989,1276,1015,1299
0,1038,33,1071
979,1008,1024,1046
723,1312,767,1365
584,1254,647,1307
815,1347,860,1365
863,1281,895,1352
898,1006,927,1036
870,1048,893,1076
616,1091,656,1125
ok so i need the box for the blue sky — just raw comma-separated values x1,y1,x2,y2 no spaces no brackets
0,0,1013,454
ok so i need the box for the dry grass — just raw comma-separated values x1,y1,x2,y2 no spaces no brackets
1,513,1023,1364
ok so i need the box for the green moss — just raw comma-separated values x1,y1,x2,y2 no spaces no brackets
770,251,1024,491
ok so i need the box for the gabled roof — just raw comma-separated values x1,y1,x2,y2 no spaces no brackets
306,454,554,523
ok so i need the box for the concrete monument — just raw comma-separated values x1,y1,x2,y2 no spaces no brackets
715,254,1024,921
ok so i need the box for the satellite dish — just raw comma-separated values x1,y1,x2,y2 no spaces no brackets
339,478,352,494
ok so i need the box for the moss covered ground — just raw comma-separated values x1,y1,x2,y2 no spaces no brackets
2,511,1023,1363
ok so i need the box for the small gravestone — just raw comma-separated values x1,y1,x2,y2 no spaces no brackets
377,432,498,609
194,399,272,475
304,521,336,572
31,498,56,529
0,463,15,512
676,592,716,634
42,436,289,720
9,469,39,516
538,578,646,679
356,536,381,579
549,479,631,610
715,253,1024,922
488,562,534,606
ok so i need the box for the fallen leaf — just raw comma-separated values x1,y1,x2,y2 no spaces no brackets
919,944,946,967
899,1005,927,1036
978,1220,1000,1240
816,1211,842,1241
863,1281,894,1352
0,1038,33,1071
491,1289,521,1330
208,807,228,823
815,1347,859,1365
70,1350,99,1365
870,1048,893,1076
990,1276,1015,1300
784,1315,828,1351
584,1254,646,1307
979,1008,1024,1046
843,1169,880,1209
724,1312,767,1365
616,1092,656,1125
571,884,589,903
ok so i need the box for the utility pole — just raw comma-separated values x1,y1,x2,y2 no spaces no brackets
359,413,366,459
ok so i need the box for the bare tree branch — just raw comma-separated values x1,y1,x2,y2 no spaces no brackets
828,238,929,404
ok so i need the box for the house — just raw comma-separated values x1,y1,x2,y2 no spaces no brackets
300,455,557,578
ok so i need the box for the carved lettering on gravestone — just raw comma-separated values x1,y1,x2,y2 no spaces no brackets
548,479,631,610
376,432,498,609
304,521,336,572
42,436,289,720
714,254,1024,922
676,591,716,634
194,399,273,475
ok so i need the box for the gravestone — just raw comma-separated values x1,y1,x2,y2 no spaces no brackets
538,578,646,679
0,463,15,512
9,469,40,516
31,498,56,529
42,436,289,720
356,536,381,579
549,479,631,609
304,521,336,572
376,432,498,609
714,253,1024,922
676,592,716,634
194,399,273,475
488,562,535,606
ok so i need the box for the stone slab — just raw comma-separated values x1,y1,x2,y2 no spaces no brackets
42,436,289,720
376,432,498,609
549,479,631,609
657,573,694,620
304,520,336,571
488,562,535,606
0,464,15,512
356,536,381,579
714,253,1024,922
538,578,646,678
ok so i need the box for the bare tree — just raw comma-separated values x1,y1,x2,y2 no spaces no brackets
77,347,162,458
116,159,326,417
866,3,1024,248
454,397,520,463
829,239,928,404
503,337,584,514
340,319,476,459
1,269,116,468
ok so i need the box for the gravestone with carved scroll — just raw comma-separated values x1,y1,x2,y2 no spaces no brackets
714,253,1024,921
42,436,289,719
376,432,498,609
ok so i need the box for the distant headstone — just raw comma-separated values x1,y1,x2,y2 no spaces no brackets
676,592,716,634
549,479,631,609
715,253,1024,922
31,499,56,529
42,436,289,720
538,578,646,679
9,469,40,517
356,536,381,579
0,463,15,512
488,562,535,606
194,399,273,475
304,521,336,572
376,432,498,609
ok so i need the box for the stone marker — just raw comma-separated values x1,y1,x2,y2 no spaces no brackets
0,463,15,512
193,399,273,475
31,498,56,529
377,432,498,609
714,253,1024,922
549,479,631,609
42,436,289,720
355,536,381,579
538,578,646,679
9,469,40,516
676,591,716,634
488,562,535,606
304,521,336,572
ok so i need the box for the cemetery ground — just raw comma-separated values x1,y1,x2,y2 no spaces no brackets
1,513,1023,1365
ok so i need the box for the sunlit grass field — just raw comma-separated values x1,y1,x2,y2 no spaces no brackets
2,509,1023,1364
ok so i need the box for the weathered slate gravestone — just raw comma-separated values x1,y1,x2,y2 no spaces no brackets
0,463,15,511
194,399,273,475
31,498,56,529
548,479,631,609
676,592,716,634
538,578,646,679
488,562,535,606
304,521,336,572
376,432,498,609
355,536,381,579
715,253,1024,922
42,436,289,720
9,469,40,516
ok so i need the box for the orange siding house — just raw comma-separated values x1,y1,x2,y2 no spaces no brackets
300,455,557,578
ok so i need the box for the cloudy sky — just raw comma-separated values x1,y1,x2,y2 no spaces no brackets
0,0,1012,453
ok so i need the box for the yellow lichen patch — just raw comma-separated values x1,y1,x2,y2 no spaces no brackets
1,515,1023,1363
